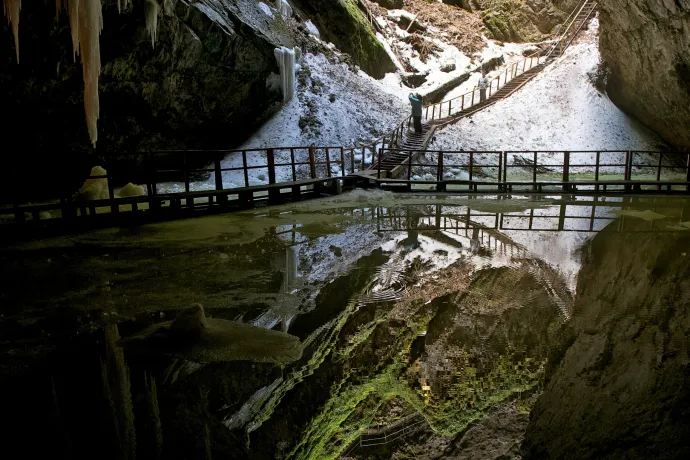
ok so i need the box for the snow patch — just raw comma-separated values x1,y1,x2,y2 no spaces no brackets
304,19,320,37
258,2,273,18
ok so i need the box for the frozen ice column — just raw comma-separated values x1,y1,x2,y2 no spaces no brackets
275,0,292,17
274,46,302,103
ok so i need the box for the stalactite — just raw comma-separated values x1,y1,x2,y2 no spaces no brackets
68,0,80,61
163,0,174,16
3,0,21,63
145,0,159,48
77,0,103,147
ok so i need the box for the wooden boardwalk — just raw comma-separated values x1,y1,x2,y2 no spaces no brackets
369,0,598,178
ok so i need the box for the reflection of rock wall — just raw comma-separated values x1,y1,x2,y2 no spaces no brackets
522,225,690,458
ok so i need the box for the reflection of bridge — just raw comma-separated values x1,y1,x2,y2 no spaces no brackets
370,198,690,234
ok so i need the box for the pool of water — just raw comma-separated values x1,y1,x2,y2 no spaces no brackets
1,191,689,460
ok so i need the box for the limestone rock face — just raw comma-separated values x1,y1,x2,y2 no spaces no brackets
522,224,690,458
291,0,396,78
598,0,690,149
0,0,295,199
460,0,581,42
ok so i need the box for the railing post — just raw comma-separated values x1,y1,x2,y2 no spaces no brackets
340,147,346,177
350,149,355,174
407,151,412,182
308,147,316,179
469,151,474,181
471,90,475,106
290,148,297,181
563,151,570,192
377,148,382,179
437,151,444,191
267,148,276,184
656,152,663,190
686,153,690,192
489,81,492,98
533,151,538,189
448,100,452,117
106,152,118,215
503,151,508,183
432,105,435,121
214,155,223,190
242,150,249,187
595,151,600,192
325,148,332,178
497,151,503,190
462,94,465,110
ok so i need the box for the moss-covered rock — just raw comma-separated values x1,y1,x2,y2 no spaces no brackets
291,0,396,78
479,0,580,42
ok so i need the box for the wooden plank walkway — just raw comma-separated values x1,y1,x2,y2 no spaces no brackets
369,0,598,178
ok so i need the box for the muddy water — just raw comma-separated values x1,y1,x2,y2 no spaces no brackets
1,191,689,460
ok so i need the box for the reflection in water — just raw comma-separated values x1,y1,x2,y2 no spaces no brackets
1,192,689,459
101,325,136,460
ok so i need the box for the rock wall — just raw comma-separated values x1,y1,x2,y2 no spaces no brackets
446,0,581,42
291,0,396,78
0,0,295,199
0,0,394,201
522,222,690,458
598,0,690,150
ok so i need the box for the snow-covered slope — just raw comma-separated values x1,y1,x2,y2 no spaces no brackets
431,18,666,152
239,53,408,149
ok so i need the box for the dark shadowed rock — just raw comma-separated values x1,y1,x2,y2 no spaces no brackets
522,223,690,459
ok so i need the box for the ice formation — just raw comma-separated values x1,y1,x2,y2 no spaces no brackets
275,0,292,18
3,0,21,63
304,19,319,37
117,182,146,198
5,0,161,147
77,165,110,201
274,46,301,103
145,0,159,48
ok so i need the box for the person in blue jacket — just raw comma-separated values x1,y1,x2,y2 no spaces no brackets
409,92,423,134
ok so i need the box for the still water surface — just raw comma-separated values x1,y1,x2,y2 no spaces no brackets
1,191,689,459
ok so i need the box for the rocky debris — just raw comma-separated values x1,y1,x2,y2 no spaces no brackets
598,0,690,149
373,0,404,9
441,61,457,72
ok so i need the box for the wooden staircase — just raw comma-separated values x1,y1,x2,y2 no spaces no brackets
372,123,434,174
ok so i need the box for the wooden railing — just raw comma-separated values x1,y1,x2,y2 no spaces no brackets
376,148,690,192
544,0,597,60
421,49,546,122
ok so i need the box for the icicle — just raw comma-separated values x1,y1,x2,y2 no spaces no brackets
274,0,292,18
3,0,21,63
78,0,102,147
145,0,159,48
55,0,64,22
274,46,300,103
68,0,80,61
163,0,175,16
117,0,131,14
